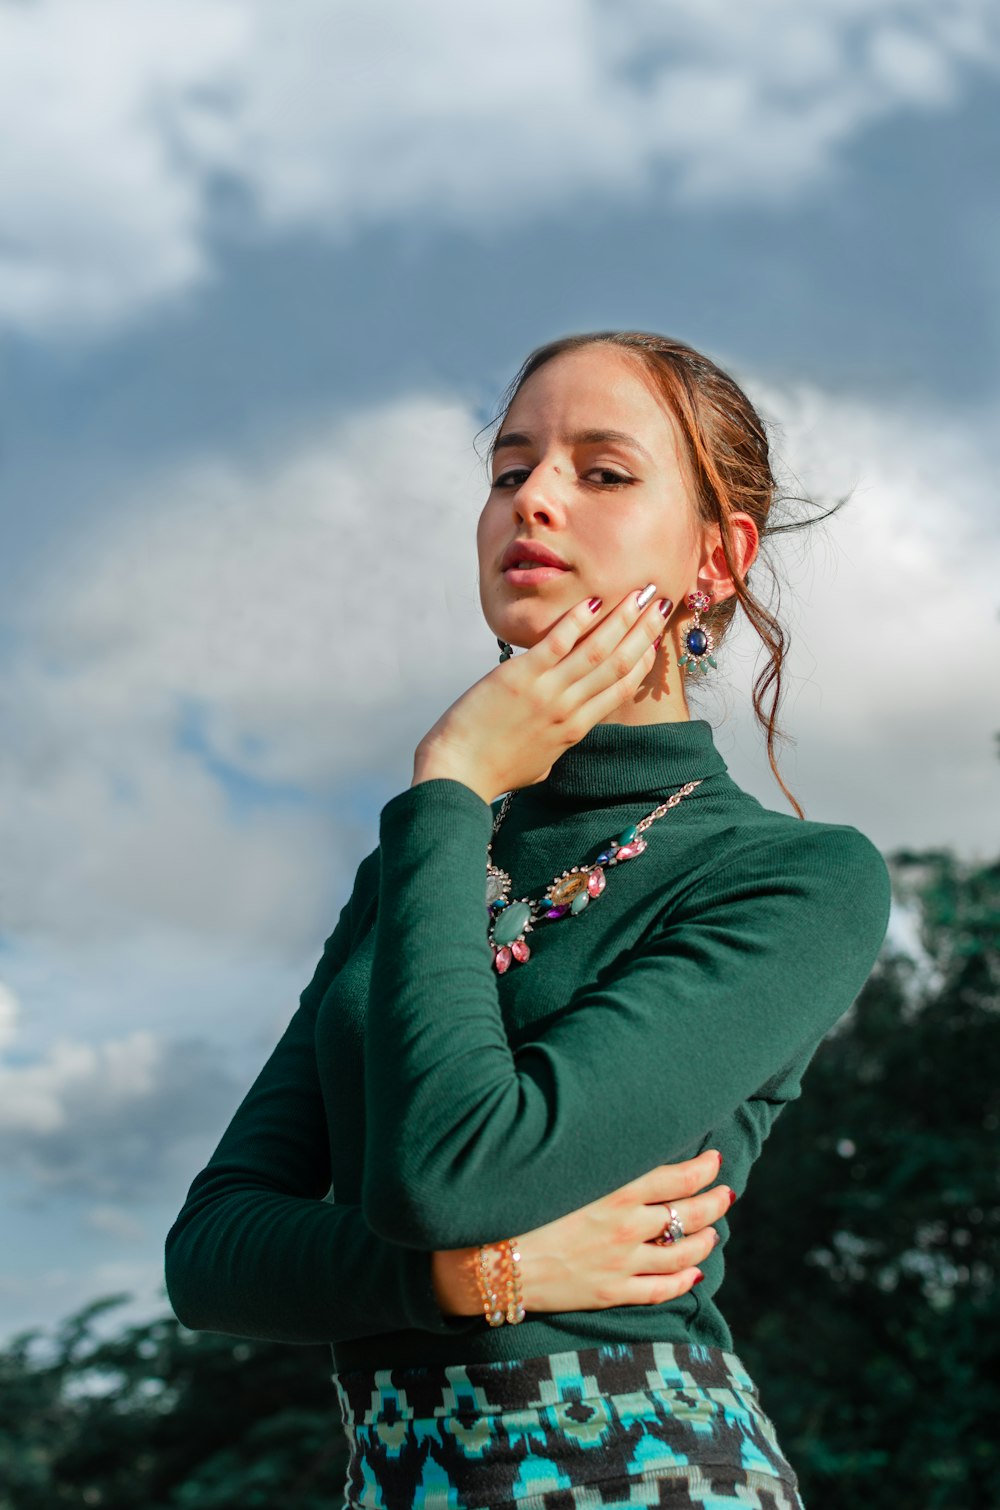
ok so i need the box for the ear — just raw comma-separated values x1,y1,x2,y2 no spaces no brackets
694,512,759,603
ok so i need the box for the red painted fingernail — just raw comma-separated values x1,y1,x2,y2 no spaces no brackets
728,1189,737,1207
652,634,662,650
716,1152,723,1169
588,597,602,612
658,597,673,617
693,1270,706,1286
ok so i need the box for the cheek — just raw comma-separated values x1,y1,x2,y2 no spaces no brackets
637,518,700,600
659,519,695,565
476,505,500,577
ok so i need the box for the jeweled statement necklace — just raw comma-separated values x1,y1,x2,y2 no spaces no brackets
485,780,703,972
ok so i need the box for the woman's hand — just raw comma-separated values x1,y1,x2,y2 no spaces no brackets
432,1149,732,1318
413,585,673,803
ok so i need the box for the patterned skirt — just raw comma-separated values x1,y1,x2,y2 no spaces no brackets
331,1340,804,1509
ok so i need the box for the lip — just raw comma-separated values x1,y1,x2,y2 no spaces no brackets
502,564,571,585
501,539,570,572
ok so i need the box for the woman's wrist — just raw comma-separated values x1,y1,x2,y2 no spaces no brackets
430,1247,482,1317
411,743,494,804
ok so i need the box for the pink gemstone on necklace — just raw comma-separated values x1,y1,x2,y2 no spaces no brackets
587,867,606,897
615,839,647,861
494,945,513,973
511,939,530,962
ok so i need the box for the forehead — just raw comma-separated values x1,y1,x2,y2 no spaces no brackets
501,345,681,453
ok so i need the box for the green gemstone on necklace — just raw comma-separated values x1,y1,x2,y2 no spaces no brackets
493,900,532,945
486,779,703,966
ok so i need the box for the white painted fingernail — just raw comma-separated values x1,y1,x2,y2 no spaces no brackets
635,583,656,609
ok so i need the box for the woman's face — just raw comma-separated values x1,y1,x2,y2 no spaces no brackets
477,344,717,655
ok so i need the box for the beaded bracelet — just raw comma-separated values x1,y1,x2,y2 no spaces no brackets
475,1243,505,1327
475,1239,526,1326
502,1238,526,1325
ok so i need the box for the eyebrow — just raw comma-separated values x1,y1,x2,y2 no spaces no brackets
492,429,654,465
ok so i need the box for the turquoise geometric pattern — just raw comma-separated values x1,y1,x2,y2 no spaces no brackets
332,1340,804,1508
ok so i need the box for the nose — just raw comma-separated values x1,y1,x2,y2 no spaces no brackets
511,460,570,527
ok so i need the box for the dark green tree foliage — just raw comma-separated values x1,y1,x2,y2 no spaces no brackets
725,848,1000,1508
0,1299,344,1509
1,848,996,1509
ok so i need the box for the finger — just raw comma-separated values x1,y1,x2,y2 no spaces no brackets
641,1185,735,1244
639,1226,720,1275
628,1150,722,1205
615,1267,706,1308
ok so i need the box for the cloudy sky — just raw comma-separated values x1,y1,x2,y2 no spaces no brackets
1,0,998,1349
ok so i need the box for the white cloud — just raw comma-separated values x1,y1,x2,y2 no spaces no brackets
0,984,240,1196
1,394,484,952
1,0,998,338
0,1023,158,1137
84,1205,147,1243
0,1260,168,1354
0,983,18,1054
0,0,239,337
688,369,1000,851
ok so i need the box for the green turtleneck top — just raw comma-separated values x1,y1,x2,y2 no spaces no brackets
164,718,891,1373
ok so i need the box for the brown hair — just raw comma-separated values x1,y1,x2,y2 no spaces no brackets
478,330,852,819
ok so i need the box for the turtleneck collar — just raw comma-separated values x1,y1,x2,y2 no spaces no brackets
515,718,729,809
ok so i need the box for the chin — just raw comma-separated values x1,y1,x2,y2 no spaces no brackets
486,581,583,647
489,607,549,648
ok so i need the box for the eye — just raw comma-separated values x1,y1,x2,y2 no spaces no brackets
587,468,634,487
492,467,531,488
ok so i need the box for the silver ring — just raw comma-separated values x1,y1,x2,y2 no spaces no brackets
653,1204,685,1246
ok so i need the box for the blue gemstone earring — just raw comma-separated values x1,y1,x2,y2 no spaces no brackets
497,638,514,662
677,591,717,676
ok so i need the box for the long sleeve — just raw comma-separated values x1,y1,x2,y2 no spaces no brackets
164,879,480,1345
362,777,892,1250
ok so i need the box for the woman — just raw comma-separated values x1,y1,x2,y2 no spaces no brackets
165,331,891,1508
